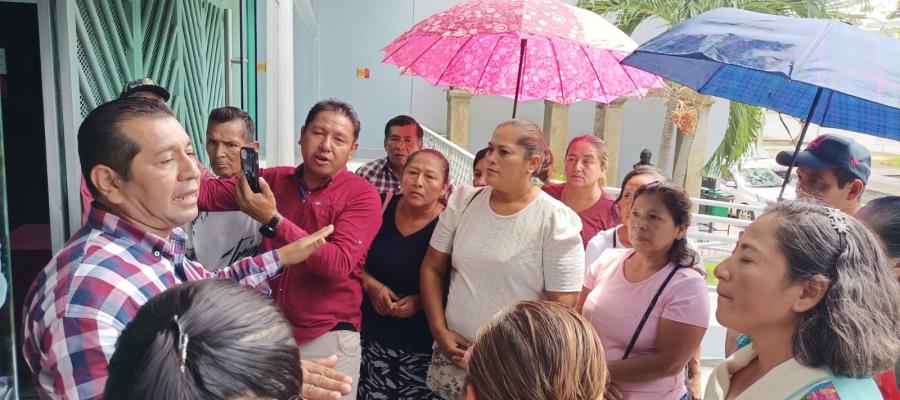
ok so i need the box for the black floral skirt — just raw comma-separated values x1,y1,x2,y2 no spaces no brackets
357,339,441,400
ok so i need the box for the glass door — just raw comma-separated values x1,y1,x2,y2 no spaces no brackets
0,75,19,399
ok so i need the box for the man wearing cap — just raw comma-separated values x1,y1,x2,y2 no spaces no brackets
776,133,871,215
118,77,171,102
80,78,172,224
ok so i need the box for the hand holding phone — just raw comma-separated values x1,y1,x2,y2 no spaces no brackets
240,147,261,193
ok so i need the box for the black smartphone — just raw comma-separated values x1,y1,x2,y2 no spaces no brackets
240,147,261,193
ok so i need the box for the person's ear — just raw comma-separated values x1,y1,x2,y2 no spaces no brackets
91,165,127,205
350,141,359,160
791,275,829,314
675,224,689,241
528,153,541,175
250,141,261,151
846,179,865,201
298,126,307,145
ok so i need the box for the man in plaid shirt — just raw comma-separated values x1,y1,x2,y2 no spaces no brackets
355,115,454,201
355,115,423,195
22,98,333,399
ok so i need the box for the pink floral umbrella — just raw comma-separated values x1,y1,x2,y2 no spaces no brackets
383,0,666,116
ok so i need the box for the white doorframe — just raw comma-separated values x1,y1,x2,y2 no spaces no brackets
37,0,81,251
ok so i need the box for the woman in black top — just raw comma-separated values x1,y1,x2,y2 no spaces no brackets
358,149,450,400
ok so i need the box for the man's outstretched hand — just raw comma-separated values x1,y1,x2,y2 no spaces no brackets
301,355,353,400
277,225,333,266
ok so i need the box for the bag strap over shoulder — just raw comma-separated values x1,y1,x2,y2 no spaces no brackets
460,187,485,219
465,188,485,209
622,265,681,360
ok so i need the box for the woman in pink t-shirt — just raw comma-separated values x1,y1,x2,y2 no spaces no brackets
578,182,709,400
543,135,620,246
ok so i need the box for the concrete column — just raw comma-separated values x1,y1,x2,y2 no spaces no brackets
265,0,294,166
672,95,716,205
593,98,627,187
542,100,570,178
446,88,472,148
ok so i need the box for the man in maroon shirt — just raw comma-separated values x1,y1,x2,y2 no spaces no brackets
198,99,381,398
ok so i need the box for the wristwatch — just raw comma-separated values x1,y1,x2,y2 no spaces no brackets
259,213,282,238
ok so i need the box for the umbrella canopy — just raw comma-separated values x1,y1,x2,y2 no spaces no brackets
383,0,665,105
622,7,900,140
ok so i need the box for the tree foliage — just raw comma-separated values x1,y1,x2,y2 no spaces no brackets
705,102,764,177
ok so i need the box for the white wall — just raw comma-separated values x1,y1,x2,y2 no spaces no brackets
292,1,418,159
271,0,729,180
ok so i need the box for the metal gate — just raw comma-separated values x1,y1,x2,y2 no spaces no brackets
39,0,254,245
73,0,246,165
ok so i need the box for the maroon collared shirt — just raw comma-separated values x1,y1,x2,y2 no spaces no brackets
199,165,382,344
542,183,621,246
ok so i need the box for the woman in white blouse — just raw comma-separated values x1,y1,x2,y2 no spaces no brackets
420,119,584,399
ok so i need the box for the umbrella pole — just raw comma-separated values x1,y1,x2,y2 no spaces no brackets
512,38,528,118
779,87,824,201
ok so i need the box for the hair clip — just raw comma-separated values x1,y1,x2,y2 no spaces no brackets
826,207,849,235
826,207,849,252
173,315,189,373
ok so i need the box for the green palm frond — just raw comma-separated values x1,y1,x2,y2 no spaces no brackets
704,102,764,177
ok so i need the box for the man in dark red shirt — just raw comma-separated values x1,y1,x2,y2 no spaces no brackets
198,99,381,398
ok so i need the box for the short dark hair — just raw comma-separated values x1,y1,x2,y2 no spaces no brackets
384,115,423,141
833,167,861,188
614,166,667,206
474,147,489,168
303,99,361,140
78,97,176,197
633,182,698,269
104,279,301,400
208,106,255,143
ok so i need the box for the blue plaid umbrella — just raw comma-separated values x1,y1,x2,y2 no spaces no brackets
621,8,900,198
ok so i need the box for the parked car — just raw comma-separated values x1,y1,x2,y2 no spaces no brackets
744,147,789,177
718,159,796,220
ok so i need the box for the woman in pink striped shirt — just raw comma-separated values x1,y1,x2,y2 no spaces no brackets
543,135,620,246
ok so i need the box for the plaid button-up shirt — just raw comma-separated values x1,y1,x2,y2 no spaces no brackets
22,206,283,399
355,157,401,195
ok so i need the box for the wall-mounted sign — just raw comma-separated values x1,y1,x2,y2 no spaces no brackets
256,62,266,73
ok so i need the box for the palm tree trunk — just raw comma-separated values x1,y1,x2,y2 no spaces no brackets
657,96,678,177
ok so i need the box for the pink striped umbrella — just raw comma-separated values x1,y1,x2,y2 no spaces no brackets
383,0,666,115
